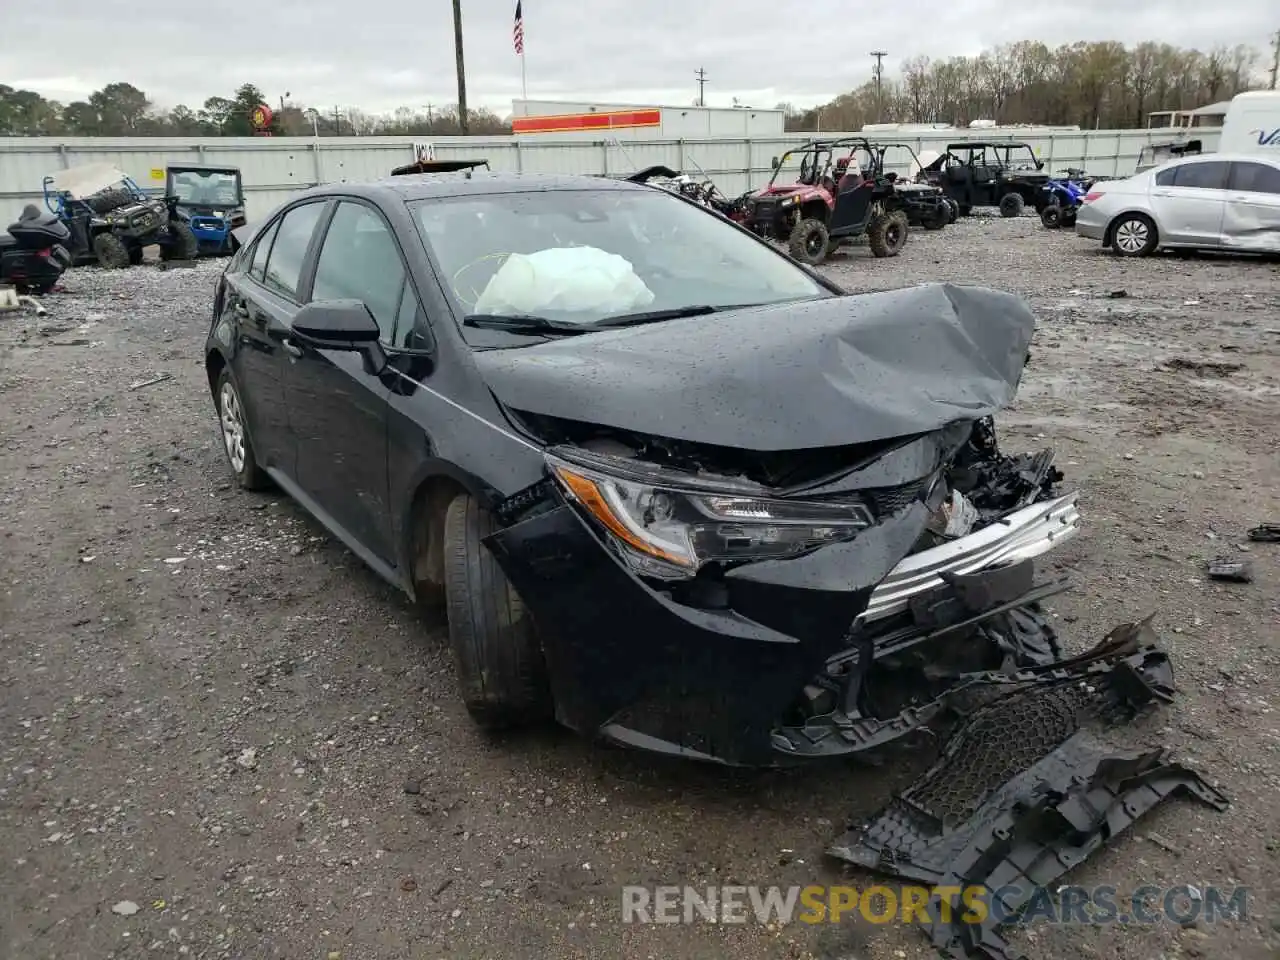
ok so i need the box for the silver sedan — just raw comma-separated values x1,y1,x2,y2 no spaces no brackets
1074,153,1280,257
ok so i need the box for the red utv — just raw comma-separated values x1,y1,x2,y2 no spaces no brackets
741,137,910,265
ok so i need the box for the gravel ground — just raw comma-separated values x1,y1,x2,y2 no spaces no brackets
1,218,1278,960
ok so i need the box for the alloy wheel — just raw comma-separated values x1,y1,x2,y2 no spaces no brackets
219,381,246,473
1115,220,1149,254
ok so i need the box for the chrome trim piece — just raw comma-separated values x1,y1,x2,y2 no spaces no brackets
858,492,1081,624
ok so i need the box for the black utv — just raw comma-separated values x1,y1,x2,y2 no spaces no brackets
919,141,1051,218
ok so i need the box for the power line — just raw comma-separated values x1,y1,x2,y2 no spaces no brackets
694,67,708,107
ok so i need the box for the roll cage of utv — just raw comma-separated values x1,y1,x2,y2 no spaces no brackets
41,163,197,268
744,136,912,265
165,164,247,257
919,140,1049,218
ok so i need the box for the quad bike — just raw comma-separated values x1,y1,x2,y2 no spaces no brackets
43,163,198,269
742,137,915,265
1039,176,1088,229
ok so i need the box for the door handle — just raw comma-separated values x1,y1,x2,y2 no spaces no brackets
282,339,303,359
1151,190,1171,197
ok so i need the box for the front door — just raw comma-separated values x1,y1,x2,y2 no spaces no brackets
1149,159,1228,246
283,199,408,567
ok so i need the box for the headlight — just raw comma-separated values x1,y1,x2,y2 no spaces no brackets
547,453,873,579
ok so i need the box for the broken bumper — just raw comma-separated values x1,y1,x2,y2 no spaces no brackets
859,493,1080,624
486,485,1080,766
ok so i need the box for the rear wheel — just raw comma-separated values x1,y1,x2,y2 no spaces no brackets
788,217,830,265
215,369,270,490
1110,213,1157,257
922,206,948,230
1061,209,1078,228
1040,204,1062,229
128,245,144,266
999,192,1025,218
161,221,198,261
92,232,131,269
947,198,959,223
867,209,909,257
442,494,552,729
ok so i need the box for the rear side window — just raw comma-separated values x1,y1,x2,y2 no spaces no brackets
1228,161,1280,195
263,202,325,300
248,220,280,281
1168,161,1229,190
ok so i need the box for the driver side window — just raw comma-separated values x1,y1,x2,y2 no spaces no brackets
310,200,408,344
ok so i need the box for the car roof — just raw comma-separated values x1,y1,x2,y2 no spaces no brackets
296,172,647,204
1152,152,1280,170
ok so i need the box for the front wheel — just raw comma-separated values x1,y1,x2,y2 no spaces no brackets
161,221,198,261
788,217,830,265
92,232,131,269
867,209,909,257
1110,213,1157,257
1040,204,1062,229
442,494,552,729
999,192,1025,218
946,198,960,223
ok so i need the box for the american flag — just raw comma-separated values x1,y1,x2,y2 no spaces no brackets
513,1,524,55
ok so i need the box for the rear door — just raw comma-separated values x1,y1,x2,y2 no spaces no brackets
222,218,291,468
282,198,406,566
1224,160,1280,252
1149,160,1228,245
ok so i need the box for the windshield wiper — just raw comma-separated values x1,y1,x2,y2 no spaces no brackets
462,314,599,335
593,305,724,328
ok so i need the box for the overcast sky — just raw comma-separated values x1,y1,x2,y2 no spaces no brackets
3,0,1275,116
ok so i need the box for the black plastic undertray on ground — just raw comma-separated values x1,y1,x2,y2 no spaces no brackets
827,619,1229,960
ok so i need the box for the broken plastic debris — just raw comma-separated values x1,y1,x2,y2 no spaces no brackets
112,901,140,916
1246,524,1280,543
1206,558,1252,583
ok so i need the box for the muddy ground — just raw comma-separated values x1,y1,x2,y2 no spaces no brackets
1,216,1278,960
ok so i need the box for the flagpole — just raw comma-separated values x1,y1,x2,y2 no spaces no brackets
521,51,527,101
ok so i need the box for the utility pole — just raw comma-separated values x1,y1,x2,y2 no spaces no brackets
453,0,469,134
1270,29,1279,90
695,67,708,107
870,51,887,123
333,106,341,136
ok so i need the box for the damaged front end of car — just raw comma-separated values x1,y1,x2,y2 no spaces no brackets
475,282,1079,766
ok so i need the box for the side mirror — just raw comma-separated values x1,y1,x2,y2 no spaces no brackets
292,299,386,374
771,156,780,170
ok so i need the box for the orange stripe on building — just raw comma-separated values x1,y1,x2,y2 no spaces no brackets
513,108,662,134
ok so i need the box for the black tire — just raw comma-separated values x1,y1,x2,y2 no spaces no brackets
161,221,198,261
1109,213,1158,257
958,204,971,218
946,198,959,223
1061,209,1078,228
442,494,552,729
214,368,271,491
128,245,144,266
922,206,948,230
788,217,830,265
85,187,132,216
999,192,1025,218
92,232,131,269
1040,204,1062,229
866,209,909,258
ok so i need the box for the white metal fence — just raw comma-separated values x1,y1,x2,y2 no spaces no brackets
0,128,1221,224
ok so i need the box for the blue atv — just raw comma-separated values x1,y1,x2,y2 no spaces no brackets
1039,169,1093,229
165,165,247,256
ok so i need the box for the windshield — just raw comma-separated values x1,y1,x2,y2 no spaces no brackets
169,170,241,206
409,188,827,336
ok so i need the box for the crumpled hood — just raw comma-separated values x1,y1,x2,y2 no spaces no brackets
472,282,1036,451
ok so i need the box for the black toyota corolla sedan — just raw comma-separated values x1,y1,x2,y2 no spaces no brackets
205,171,1080,766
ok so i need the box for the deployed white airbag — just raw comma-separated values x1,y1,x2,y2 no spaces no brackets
474,246,655,317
